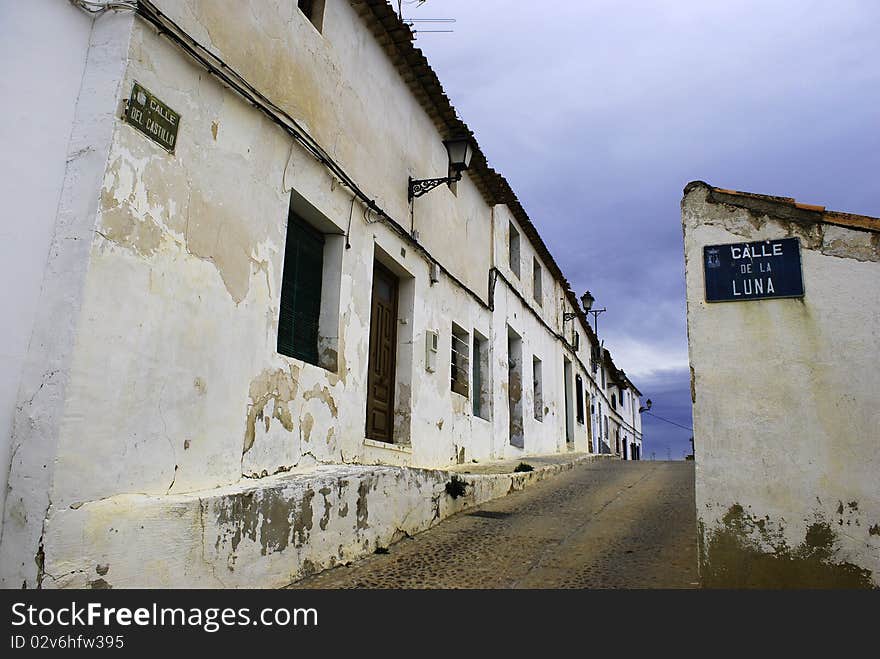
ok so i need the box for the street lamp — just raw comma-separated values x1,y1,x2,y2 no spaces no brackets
408,137,474,202
580,290,595,312
638,399,652,413
580,290,607,339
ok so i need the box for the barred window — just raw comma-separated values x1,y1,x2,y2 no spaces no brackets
451,323,470,398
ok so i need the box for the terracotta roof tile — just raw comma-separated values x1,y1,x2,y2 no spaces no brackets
685,181,879,234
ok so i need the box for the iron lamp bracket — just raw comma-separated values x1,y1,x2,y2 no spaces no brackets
408,174,460,203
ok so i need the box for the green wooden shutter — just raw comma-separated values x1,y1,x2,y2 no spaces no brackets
575,375,585,423
278,213,324,364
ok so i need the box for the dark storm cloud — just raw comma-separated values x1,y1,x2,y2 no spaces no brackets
412,0,880,453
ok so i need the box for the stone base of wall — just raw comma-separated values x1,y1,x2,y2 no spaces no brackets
41,454,608,589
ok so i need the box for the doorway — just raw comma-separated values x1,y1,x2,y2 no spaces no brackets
586,395,594,452
507,327,524,448
365,261,398,442
563,358,574,445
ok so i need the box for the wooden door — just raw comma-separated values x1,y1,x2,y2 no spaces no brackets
366,262,398,442
586,401,594,452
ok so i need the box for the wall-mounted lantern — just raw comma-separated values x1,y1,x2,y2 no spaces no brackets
408,137,474,202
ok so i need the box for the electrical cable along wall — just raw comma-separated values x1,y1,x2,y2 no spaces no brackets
85,0,493,312
70,0,644,431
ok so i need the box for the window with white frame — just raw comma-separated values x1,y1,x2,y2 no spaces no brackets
297,0,326,32
277,194,342,372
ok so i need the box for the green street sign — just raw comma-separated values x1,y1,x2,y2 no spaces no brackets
123,82,180,153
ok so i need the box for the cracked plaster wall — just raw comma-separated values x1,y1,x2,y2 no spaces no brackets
43,0,499,504
682,182,880,586
0,0,95,561
0,6,137,590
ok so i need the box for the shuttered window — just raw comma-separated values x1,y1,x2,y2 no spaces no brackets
277,213,324,365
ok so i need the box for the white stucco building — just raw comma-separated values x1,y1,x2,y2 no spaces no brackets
683,181,879,588
0,0,643,588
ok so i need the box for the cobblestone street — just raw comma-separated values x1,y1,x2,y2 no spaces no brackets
289,460,697,589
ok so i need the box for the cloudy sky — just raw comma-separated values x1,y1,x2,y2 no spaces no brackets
409,0,880,460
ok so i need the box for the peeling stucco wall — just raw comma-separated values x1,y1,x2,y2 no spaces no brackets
699,503,874,588
39,456,606,589
683,182,880,587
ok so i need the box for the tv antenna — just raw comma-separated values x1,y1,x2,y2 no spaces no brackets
397,0,456,35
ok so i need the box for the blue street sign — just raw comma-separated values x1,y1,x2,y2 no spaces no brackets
703,237,804,302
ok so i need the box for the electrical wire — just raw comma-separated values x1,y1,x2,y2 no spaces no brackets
643,412,693,432
345,196,355,249
126,0,491,310
73,1,385,230
73,1,605,379
135,2,362,209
